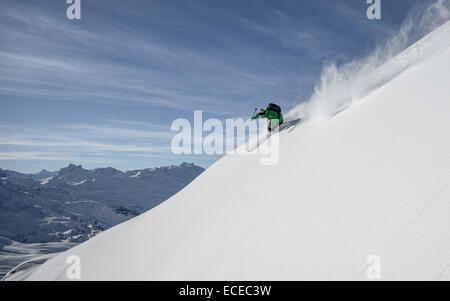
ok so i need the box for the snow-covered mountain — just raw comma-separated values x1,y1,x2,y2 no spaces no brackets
12,21,450,281
0,162,204,244
0,169,57,182
0,237,75,280
0,162,204,277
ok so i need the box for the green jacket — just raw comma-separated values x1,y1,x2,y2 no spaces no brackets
252,109,283,124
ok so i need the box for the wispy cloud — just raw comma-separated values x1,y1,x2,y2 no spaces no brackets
0,1,303,115
2,0,436,172
0,121,173,164
0,151,120,164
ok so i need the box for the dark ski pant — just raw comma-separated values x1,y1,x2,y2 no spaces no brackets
268,119,282,132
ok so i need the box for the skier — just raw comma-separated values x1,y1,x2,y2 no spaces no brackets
252,103,284,131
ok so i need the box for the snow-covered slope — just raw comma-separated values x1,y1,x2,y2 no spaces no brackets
0,237,74,280
22,22,450,281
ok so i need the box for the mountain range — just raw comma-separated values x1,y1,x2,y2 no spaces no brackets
0,162,204,244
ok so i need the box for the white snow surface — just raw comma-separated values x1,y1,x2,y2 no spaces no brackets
129,171,141,178
22,22,450,281
39,176,53,185
70,179,87,186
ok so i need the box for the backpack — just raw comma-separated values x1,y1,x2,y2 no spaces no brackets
267,103,281,114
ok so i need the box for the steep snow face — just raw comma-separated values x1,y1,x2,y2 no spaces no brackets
286,10,450,122
24,23,450,281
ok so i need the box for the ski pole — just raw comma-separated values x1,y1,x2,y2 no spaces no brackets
251,108,257,120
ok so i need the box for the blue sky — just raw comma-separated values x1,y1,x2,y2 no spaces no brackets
0,0,437,173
